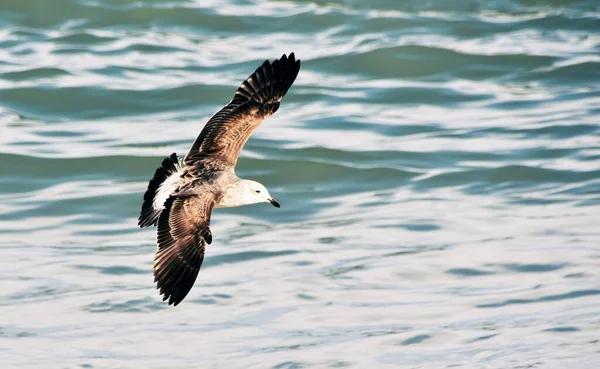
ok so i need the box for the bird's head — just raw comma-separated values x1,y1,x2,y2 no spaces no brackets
243,180,280,208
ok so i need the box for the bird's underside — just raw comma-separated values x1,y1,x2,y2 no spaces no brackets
138,53,301,306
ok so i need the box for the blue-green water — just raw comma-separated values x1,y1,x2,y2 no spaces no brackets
1,0,600,368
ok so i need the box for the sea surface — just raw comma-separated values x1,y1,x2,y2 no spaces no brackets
1,1,599,368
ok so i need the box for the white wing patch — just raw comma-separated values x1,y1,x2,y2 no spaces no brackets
153,163,184,212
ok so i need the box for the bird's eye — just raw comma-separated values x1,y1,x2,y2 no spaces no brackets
255,190,261,194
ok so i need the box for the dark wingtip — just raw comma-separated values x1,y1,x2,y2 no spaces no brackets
233,53,301,109
170,296,181,306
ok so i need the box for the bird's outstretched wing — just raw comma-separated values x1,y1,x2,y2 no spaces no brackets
154,194,215,306
184,53,301,170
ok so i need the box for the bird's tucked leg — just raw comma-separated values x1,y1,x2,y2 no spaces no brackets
200,227,212,244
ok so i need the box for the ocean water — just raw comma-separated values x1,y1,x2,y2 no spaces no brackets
1,0,599,368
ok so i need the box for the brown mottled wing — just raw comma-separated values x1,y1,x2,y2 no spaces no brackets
154,194,215,306
184,53,301,170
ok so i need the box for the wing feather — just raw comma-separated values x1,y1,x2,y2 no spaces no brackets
153,195,215,306
184,53,301,169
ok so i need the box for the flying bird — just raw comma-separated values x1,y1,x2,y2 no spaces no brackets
138,53,301,306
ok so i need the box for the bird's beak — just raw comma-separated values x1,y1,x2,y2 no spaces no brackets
269,197,280,208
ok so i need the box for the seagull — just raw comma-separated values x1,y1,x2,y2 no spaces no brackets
138,53,301,306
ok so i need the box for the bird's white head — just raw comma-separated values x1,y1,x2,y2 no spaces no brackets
241,180,280,208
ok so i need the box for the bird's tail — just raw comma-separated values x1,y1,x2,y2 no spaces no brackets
231,52,301,114
138,153,181,228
